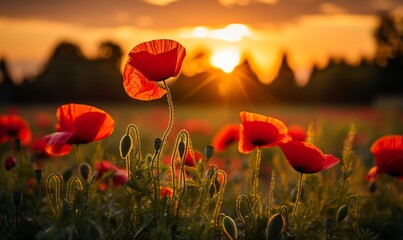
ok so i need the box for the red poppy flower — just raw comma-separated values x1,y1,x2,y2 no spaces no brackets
212,124,240,152
370,135,403,177
123,39,186,101
56,103,115,144
288,124,307,142
160,186,173,198
95,160,127,190
184,150,203,167
5,156,16,171
95,160,117,178
238,112,290,154
163,150,202,167
279,140,340,174
44,104,115,154
112,169,128,186
0,114,32,145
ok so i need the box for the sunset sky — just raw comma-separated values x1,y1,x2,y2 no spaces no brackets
1,0,402,85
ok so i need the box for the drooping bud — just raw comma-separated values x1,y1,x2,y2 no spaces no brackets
205,165,218,179
266,213,284,240
325,218,334,230
336,204,348,223
5,156,16,171
209,182,216,198
62,168,73,181
79,163,92,180
12,192,22,207
222,215,238,240
119,134,133,159
204,145,214,161
369,182,376,193
34,169,43,183
178,141,185,159
154,138,162,153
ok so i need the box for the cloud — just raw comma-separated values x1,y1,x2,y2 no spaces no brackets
319,3,348,15
218,0,278,7
142,0,179,6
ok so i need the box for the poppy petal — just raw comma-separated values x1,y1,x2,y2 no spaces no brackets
123,62,167,100
279,140,340,174
42,132,74,156
370,135,403,177
212,124,240,152
129,39,186,80
0,114,32,145
238,112,289,154
56,103,115,144
366,166,379,181
129,48,178,81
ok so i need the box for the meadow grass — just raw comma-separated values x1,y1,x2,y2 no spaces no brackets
1,102,402,239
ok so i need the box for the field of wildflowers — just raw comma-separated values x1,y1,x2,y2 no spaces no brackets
1,39,402,240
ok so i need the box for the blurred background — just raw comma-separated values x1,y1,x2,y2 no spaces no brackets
0,0,402,106
0,0,402,163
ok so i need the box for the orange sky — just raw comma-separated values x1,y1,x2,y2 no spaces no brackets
0,0,402,85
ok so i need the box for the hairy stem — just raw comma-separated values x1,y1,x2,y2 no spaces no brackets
292,172,304,220
253,147,262,216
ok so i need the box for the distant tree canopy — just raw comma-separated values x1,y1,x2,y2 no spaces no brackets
15,41,127,103
374,12,403,66
0,12,402,105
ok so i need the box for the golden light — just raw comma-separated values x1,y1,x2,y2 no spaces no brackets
210,24,251,42
210,48,241,73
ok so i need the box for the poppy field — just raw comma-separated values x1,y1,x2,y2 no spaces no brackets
1,39,403,240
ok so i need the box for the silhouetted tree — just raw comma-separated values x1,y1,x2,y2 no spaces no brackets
0,57,17,104
266,53,300,103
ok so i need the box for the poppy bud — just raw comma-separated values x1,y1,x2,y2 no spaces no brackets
209,182,216,198
178,141,185,159
12,192,22,206
5,156,16,171
222,215,237,240
63,168,73,181
205,165,217,179
369,182,376,193
154,138,162,153
266,213,284,240
325,218,334,230
204,145,214,160
34,169,42,183
119,134,133,159
336,204,348,222
79,163,92,180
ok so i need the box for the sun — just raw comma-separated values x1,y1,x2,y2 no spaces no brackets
210,48,241,73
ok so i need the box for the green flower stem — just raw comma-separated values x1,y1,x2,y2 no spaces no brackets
347,196,360,240
155,80,174,219
75,144,81,164
292,172,304,220
268,170,276,220
176,133,189,216
15,205,19,240
46,173,64,216
33,182,42,224
253,147,262,216
150,151,159,220
160,80,174,154
236,195,252,238
213,170,227,227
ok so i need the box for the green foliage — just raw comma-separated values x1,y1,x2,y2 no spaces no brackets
0,106,402,239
